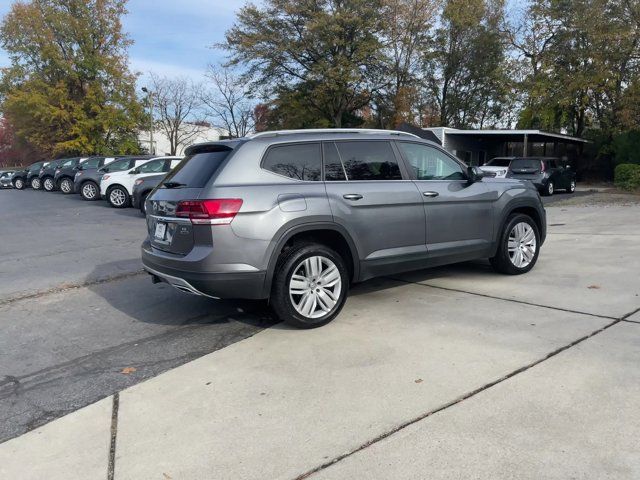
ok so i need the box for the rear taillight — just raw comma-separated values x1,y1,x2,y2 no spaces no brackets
175,199,243,225
540,160,546,172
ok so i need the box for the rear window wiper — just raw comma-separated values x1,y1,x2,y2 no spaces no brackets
163,181,187,189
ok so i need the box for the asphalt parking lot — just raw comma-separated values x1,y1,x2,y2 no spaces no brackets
1,187,640,479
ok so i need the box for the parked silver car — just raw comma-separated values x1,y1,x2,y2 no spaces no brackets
142,129,546,328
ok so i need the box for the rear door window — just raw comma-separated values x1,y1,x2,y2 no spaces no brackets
335,141,402,181
103,158,132,172
262,143,321,181
161,147,232,188
138,159,166,173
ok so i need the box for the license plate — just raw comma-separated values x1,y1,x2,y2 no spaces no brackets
154,222,167,240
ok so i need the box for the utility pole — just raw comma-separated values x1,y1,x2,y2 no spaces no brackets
142,87,154,154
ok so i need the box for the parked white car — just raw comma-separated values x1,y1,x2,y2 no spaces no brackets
101,156,182,208
479,157,515,178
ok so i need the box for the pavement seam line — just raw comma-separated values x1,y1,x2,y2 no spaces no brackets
107,393,119,480
623,319,640,325
294,315,628,480
0,270,145,307
387,276,618,321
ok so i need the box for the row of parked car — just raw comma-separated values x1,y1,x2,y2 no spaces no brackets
3,155,182,214
479,156,577,196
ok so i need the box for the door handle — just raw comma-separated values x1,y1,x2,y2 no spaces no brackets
422,191,439,198
343,194,363,201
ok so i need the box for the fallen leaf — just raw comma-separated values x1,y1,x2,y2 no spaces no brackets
163,474,172,479
587,285,601,289
121,367,137,374
414,379,423,384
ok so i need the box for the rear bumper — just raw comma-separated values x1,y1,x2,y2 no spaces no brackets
141,245,267,300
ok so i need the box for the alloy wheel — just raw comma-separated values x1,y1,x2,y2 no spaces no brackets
289,256,342,319
15,179,23,189
547,182,554,195
31,178,41,189
44,178,54,191
570,180,576,192
109,188,126,207
82,183,97,200
508,222,537,268
60,179,72,193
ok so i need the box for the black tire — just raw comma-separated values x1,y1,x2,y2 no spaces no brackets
566,179,576,194
30,177,42,190
80,181,99,201
43,177,55,191
59,177,74,194
541,180,554,196
490,213,540,275
107,185,130,208
13,178,25,190
139,192,149,215
270,242,349,329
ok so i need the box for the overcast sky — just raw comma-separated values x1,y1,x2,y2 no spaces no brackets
0,0,249,86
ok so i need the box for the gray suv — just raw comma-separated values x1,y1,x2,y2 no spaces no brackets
142,129,546,328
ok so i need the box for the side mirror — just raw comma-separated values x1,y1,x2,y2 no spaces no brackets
468,166,487,183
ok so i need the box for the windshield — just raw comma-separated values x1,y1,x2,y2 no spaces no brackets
101,158,132,172
486,158,511,167
160,147,232,188
510,159,541,171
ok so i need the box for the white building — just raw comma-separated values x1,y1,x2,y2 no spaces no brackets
138,123,229,156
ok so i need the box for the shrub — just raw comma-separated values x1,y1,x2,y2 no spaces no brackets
614,164,640,191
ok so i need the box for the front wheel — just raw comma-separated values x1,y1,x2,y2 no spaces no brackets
567,179,576,193
270,243,349,328
43,177,55,191
30,177,42,190
107,185,130,208
60,177,74,194
14,178,25,190
542,181,554,196
80,181,99,201
490,213,540,275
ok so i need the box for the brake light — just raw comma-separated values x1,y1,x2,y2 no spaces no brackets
540,160,546,172
176,199,243,225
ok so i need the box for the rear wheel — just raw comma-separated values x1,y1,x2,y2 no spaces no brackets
270,243,349,328
60,178,74,194
490,213,540,275
107,185,130,208
43,177,55,191
567,179,576,193
30,177,42,190
80,181,99,201
542,180,554,196
14,178,25,190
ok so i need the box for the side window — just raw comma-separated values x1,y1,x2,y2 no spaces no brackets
138,159,166,173
398,142,466,181
323,142,346,181
83,158,100,169
262,143,321,181
335,141,401,181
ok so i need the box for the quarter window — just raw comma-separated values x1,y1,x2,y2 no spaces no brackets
335,141,401,181
263,143,321,181
398,142,466,180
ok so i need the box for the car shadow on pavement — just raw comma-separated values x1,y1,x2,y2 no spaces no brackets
85,260,275,329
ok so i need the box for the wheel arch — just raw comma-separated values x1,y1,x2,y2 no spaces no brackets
262,222,360,298
495,200,546,255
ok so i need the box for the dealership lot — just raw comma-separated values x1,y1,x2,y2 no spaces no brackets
0,188,639,479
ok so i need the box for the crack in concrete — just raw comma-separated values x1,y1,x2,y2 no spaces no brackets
293,298,639,479
0,270,146,307
107,393,119,480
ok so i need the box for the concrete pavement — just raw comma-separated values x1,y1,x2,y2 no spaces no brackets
1,203,639,479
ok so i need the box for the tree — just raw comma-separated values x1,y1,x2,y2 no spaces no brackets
222,0,387,127
202,64,255,138
148,74,204,155
425,0,509,128
0,0,143,157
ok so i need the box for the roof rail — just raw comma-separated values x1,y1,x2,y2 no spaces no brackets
247,128,420,139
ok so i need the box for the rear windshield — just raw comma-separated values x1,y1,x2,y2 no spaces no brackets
510,159,541,170
487,158,511,167
160,147,232,188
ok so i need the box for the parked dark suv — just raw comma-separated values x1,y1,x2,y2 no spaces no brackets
40,157,79,191
132,173,165,215
506,157,576,196
21,161,49,190
54,157,86,194
142,129,546,328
